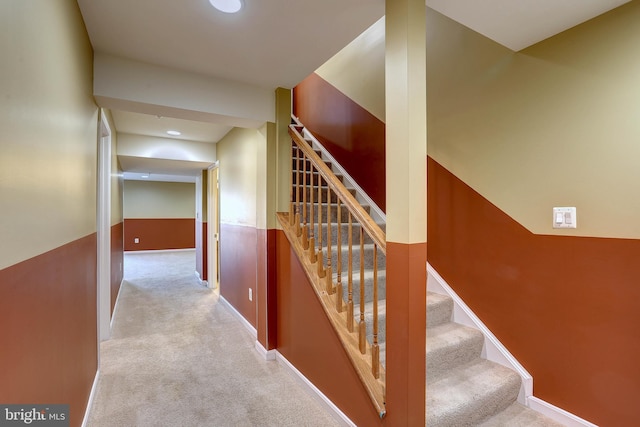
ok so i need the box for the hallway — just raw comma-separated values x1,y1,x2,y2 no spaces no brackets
87,250,340,427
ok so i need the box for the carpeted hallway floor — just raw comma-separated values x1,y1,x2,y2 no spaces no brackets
87,250,341,427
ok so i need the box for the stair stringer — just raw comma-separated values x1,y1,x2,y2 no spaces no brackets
427,263,599,427
298,124,386,225
426,264,533,404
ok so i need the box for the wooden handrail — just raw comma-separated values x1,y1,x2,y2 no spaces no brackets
289,125,386,255
283,122,387,419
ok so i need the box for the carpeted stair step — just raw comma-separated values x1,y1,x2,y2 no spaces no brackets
477,402,564,426
302,202,371,223
426,359,521,427
427,322,484,382
427,292,453,328
292,170,344,186
353,299,387,346
297,185,357,204
338,269,386,306
310,223,382,247
322,243,386,272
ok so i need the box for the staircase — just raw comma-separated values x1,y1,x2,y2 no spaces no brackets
292,131,387,366
286,122,564,426
427,291,564,426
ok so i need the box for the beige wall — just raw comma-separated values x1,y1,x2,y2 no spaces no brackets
427,3,640,238
316,18,386,122
0,0,98,270
217,127,264,227
123,181,195,219
315,4,640,239
106,110,124,226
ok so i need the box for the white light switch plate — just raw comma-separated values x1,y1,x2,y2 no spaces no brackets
553,207,577,229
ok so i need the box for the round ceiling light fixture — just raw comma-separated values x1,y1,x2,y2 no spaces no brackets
166,130,181,136
209,0,243,14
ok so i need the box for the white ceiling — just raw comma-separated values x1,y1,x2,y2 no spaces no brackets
111,110,231,144
77,0,630,180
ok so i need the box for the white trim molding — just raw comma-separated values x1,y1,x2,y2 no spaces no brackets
219,296,257,338
528,397,598,427
276,352,356,427
194,270,209,288
299,126,386,225
81,370,100,427
427,263,597,426
255,341,277,361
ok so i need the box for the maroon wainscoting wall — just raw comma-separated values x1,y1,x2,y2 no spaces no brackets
195,221,208,282
0,234,98,427
427,156,640,426
294,73,386,212
219,223,257,327
276,231,385,427
385,242,427,426
256,228,277,350
123,218,195,251
110,222,124,313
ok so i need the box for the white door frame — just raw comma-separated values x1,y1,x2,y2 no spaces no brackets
207,162,220,289
97,110,112,343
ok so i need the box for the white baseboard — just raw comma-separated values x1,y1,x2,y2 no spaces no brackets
427,263,533,403
528,397,598,427
194,271,209,288
276,351,356,427
124,248,196,254
427,263,595,426
110,279,124,330
219,296,257,338
81,370,100,427
255,341,277,361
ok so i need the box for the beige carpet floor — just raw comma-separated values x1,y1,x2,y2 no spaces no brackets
87,250,341,427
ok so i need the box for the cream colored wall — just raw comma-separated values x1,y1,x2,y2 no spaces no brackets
217,127,263,227
427,3,640,238
106,110,124,226
315,4,640,239
0,0,98,270
123,181,195,219
316,18,386,122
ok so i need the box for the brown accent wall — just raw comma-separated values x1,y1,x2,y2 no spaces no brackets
0,234,98,427
110,222,124,313
294,73,386,212
219,223,257,327
427,156,640,426
257,228,277,350
276,231,384,426
123,218,195,251
386,242,427,426
195,221,208,281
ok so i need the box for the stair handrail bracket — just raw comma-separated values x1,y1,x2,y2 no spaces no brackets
278,123,387,419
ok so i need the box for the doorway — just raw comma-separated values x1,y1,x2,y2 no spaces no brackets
207,163,220,290
97,110,112,342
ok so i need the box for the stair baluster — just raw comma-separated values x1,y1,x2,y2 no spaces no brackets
325,187,333,294
301,146,309,250
359,226,366,354
289,141,295,226
295,148,301,236
347,212,354,333
317,175,326,278
335,201,343,312
308,160,316,263
372,244,380,379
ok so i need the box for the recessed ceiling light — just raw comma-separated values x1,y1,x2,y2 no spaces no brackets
209,0,243,14
167,130,181,136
